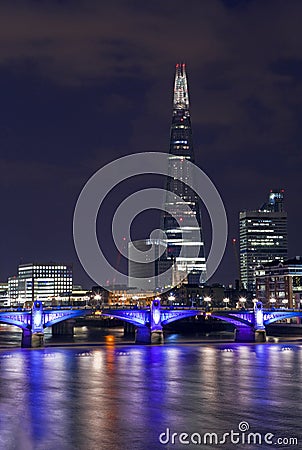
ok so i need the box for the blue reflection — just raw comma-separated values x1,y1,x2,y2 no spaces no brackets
0,344,301,449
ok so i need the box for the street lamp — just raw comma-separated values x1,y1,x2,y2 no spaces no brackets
132,295,139,307
204,296,211,310
239,297,246,309
282,299,288,308
94,294,101,301
223,297,230,309
94,294,101,308
269,297,276,308
119,295,126,306
84,295,90,308
168,294,175,307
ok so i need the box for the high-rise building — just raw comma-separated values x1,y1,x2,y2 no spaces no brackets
240,189,288,291
161,63,206,286
8,262,73,305
128,239,167,291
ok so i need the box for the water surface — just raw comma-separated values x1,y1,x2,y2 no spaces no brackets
0,337,301,449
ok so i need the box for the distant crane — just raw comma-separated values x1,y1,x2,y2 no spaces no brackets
232,238,242,290
111,236,127,290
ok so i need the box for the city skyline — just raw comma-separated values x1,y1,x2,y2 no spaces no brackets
0,1,301,288
1,4,302,450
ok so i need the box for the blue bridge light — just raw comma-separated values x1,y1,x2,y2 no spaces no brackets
1,300,302,347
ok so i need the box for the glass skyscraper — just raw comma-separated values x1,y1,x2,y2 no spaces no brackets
161,63,206,286
240,189,288,291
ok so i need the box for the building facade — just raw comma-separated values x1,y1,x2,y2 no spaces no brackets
0,282,8,307
8,277,18,303
128,239,168,291
161,63,206,287
240,189,287,291
8,263,73,305
256,256,302,308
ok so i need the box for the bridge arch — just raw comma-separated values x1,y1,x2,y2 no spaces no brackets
209,312,254,328
264,311,302,325
100,310,150,327
160,309,202,326
160,310,255,328
0,312,31,330
0,308,94,332
43,308,93,328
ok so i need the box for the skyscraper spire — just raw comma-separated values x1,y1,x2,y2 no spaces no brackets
173,63,189,110
161,64,206,286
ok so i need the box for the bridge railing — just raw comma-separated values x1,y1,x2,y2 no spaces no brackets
1,304,301,314
0,307,31,312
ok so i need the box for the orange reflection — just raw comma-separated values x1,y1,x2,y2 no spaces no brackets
105,335,115,345
105,336,116,373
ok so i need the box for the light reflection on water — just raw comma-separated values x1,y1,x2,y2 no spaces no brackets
0,324,237,349
0,342,301,449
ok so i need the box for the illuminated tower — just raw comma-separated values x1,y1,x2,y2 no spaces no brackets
161,63,206,285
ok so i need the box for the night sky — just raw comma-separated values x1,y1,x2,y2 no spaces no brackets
1,0,301,289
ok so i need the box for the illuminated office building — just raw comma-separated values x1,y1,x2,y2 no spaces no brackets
8,262,73,304
161,63,206,286
240,190,288,291
8,277,18,303
0,282,8,307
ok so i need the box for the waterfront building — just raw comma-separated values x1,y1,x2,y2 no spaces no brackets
8,276,18,304
0,282,8,307
167,283,225,307
92,285,155,306
239,189,288,291
159,283,253,308
256,256,302,308
161,63,206,286
8,262,73,305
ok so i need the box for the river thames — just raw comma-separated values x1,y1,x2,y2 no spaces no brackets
0,325,301,449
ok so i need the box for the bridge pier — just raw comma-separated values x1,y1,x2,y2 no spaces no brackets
52,319,75,337
150,297,164,344
135,326,151,344
151,330,164,344
235,301,267,342
255,329,266,342
21,329,32,348
234,326,267,342
21,329,44,348
124,322,136,336
234,326,256,342
135,326,164,344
